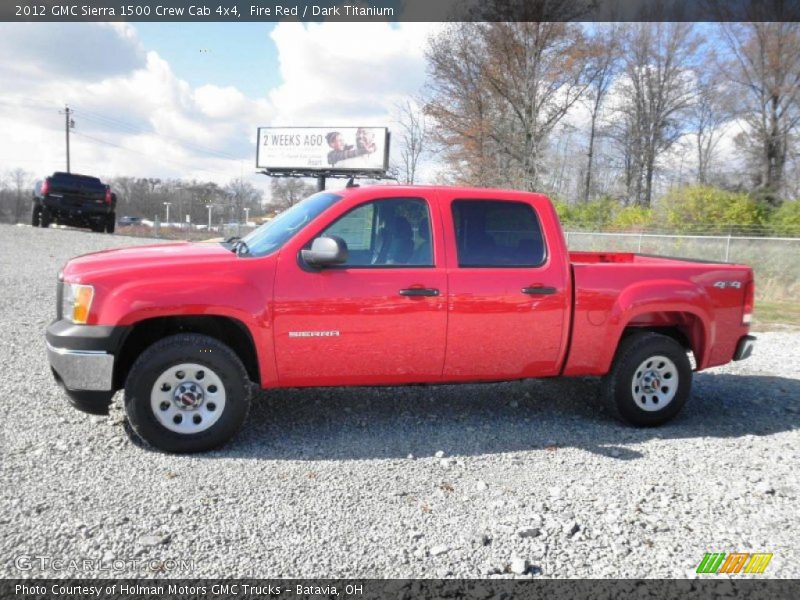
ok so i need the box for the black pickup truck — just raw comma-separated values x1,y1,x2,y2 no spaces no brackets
32,172,116,233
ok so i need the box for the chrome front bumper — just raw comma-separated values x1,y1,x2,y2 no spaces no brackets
46,341,114,391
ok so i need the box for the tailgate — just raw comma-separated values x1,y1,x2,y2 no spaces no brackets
48,180,107,209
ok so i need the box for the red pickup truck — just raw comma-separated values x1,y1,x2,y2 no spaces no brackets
46,186,755,452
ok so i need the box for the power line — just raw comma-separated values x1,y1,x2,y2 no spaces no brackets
69,104,244,162
70,130,236,179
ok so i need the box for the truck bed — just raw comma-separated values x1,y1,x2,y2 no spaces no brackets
564,251,753,376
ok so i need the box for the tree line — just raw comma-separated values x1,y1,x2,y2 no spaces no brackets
398,21,800,219
0,170,267,226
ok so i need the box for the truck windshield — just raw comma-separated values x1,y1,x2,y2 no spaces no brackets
239,192,342,257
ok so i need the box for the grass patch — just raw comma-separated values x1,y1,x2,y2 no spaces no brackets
753,299,800,329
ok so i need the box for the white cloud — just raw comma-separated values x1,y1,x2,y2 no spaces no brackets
0,26,271,187
268,22,437,124
0,23,145,84
0,21,441,193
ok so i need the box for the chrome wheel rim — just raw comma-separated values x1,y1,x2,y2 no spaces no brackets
150,363,226,434
631,355,678,412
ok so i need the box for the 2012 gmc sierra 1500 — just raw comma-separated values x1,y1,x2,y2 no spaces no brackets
46,186,755,452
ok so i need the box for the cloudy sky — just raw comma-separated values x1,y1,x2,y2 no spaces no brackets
0,21,437,192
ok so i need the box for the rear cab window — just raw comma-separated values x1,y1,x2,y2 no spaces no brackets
451,199,546,267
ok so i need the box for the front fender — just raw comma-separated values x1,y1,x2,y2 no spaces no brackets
88,259,276,385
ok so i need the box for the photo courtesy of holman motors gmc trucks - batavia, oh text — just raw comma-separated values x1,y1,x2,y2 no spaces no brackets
46,186,755,453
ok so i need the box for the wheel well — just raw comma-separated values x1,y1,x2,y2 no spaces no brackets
620,311,705,362
113,315,260,389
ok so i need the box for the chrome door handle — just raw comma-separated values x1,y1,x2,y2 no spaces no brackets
521,286,556,295
399,288,440,297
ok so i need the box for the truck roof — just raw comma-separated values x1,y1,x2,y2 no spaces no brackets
51,172,104,184
334,183,550,200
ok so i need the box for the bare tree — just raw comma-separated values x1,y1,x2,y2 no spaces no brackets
10,168,32,223
582,26,621,202
719,22,800,204
269,178,315,212
392,100,428,184
426,21,595,191
690,64,732,185
224,178,263,222
425,23,497,186
617,23,699,206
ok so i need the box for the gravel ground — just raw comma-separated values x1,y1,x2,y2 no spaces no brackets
1,223,798,579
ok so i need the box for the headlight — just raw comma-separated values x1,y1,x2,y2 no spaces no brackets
62,283,94,324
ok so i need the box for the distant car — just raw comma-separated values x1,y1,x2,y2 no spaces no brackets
32,172,116,234
118,216,144,227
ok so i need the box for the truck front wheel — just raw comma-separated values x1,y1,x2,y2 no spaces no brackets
124,334,252,453
602,332,692,427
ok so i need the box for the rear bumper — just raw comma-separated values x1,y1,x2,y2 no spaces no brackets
733,335,756,361
41,197,112,220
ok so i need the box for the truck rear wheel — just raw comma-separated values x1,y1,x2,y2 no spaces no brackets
106,213,116,234
602,332,692,427
40,208,51,228
124,334,252,453
32,206,41,227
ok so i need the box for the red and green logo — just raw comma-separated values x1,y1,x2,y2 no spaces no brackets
696,552,773,574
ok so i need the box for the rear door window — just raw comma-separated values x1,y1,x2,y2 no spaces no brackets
452,200,546,267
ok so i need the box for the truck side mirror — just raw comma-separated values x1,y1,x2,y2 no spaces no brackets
301,236,349,268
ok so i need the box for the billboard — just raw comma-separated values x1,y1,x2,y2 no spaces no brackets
256,127,389,173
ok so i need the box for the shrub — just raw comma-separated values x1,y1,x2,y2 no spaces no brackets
555,197,618,229
657,186,767,233
770,200,800,236
612,205,653,230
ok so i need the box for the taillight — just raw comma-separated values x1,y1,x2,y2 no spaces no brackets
105,187,112,204
743,280,754,325
41,179,50,195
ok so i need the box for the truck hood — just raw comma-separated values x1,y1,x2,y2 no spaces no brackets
62,241,237,281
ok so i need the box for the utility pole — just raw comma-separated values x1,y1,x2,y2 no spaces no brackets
60,106,75,172
207,204,213,232
163,202,171,225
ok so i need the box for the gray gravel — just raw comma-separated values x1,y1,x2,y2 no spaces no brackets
1,223,799,579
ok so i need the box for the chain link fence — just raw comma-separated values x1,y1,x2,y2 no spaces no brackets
565,231,800,301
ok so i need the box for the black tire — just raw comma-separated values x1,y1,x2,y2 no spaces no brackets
601,332,692,427
90,221,105,233
106,213,116,234
65,389,114,415
32,205,41,227
40,208,51,228
124,334,252,453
